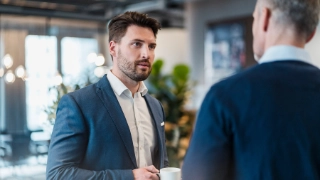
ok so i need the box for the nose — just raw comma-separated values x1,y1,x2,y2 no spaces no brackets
141,46,150,59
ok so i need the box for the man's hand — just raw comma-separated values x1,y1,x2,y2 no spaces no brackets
132,165,160,180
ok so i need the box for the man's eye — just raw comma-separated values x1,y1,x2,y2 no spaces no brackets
149,45,156,50
133,42,142,47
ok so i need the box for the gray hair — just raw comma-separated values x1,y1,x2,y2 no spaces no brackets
262,0,320,37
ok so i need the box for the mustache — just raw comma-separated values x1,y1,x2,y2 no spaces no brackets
135,59,151,67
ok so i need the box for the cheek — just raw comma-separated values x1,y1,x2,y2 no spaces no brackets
120,48,136,59
150,51,155,59
252,20,261,49
131,50,142,58
252,20,258,37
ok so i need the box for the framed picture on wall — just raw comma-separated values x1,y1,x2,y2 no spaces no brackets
204,16,255,86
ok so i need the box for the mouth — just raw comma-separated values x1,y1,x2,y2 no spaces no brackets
136,61,150,68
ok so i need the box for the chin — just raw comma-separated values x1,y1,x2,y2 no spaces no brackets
133,76,148,81
132,72,150,81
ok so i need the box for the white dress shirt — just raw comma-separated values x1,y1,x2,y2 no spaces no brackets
107,71,157,168
258,45,313,65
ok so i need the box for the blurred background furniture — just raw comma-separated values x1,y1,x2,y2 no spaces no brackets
0,133,12,167
0,133,32,175
29,131,50,164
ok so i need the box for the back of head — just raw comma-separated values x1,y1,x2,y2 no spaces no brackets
262,0,320,38
108,11,161,43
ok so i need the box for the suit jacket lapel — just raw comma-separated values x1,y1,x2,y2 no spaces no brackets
144,94,165,168
95,75,137,168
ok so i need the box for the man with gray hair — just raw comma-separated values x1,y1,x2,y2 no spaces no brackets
182,0,320,179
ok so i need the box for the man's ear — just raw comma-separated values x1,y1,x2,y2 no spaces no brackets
306,29,316,43
261,7,272,32
109,41,117,57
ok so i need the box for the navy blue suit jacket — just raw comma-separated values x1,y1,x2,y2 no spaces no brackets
182,61,320,180
47,75,168,180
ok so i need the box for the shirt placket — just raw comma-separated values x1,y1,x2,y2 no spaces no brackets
133,93,146,167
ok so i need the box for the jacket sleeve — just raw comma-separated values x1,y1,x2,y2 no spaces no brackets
46,94,134,180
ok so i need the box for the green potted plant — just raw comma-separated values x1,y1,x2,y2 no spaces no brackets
147,59,196,167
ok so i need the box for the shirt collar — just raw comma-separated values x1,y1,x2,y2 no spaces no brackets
138,80,148,96
107,71,148,97
258,45,312,65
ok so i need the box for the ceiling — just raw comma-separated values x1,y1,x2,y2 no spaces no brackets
0,0,184,27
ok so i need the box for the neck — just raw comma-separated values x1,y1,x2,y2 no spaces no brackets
264,24,306,51
110,69,140,97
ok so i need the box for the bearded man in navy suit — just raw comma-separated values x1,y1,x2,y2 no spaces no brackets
182,0,320,179
47,12,168,180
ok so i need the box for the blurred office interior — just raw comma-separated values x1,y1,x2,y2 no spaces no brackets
0,0,320,179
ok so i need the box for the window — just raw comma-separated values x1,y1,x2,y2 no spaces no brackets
61,37,99,86
25,36,100,131
25,35,57,131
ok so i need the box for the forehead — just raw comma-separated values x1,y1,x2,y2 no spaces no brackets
121,25,156,42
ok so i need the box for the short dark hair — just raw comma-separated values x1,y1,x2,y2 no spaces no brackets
263,0,320,37
108,11,161,43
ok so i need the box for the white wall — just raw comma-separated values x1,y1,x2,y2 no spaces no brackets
185,0,256,109
155,28,188,74
306,22,320,68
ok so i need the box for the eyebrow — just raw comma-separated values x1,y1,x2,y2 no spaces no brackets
131,39,157,46
131,39,144,43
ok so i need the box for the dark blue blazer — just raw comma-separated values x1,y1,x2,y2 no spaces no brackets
47,75,168,180
182,61,320,180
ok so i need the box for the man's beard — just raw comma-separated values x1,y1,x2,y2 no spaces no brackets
117,50,152,81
